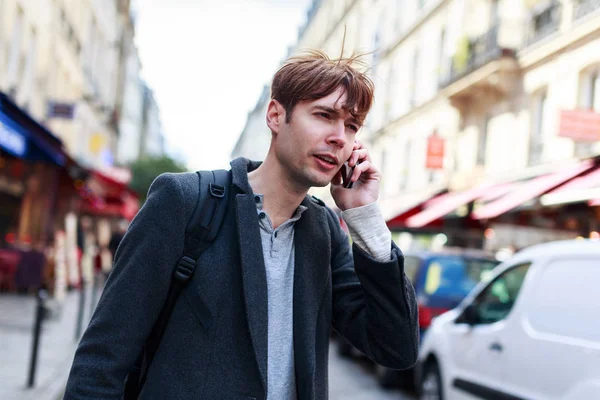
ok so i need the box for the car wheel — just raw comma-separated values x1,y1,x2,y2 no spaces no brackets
375,364,400,388
420,360,443,400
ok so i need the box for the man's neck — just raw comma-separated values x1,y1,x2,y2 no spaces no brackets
247,155,308,229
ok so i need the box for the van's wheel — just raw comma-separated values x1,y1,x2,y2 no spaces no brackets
375,364,399,388
420,361,443,400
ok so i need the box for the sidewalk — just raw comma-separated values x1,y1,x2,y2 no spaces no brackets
0,283,101,400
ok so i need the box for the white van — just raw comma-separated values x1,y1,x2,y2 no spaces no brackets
416,240,600,400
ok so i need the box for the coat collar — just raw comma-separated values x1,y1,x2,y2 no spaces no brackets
230,157,261,195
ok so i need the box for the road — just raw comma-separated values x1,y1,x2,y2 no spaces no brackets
328,342,416,400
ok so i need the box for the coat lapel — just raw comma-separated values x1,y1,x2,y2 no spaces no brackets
293,198,330,399
235,193,269,392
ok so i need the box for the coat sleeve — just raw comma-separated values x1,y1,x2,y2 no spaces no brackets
64,173,192,399
328,207,419,370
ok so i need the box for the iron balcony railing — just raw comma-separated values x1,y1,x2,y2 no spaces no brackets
439,25,514,88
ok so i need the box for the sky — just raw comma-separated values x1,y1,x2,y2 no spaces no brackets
134,0,313,170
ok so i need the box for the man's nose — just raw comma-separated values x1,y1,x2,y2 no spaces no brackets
326,121,347,148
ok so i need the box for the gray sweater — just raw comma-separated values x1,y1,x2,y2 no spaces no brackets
254,195,391,399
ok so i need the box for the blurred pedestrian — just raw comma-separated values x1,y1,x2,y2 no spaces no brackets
108,219,127,261
64,51,419,399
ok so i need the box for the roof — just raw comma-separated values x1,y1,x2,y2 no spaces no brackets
498,239,600,271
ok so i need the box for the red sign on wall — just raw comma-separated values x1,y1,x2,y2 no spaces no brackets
426,134,445,169
558,109,600,142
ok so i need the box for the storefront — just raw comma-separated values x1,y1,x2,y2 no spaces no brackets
0,92,140,295
385,157,600,252
0,93,67,247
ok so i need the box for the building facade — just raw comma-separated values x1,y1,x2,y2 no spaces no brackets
0,0,157,170
236,0,600,250
231,85,272,161
138,84,164,159
116,42,144,165
0,0,148,295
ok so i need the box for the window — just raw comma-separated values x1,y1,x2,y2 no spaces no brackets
385,67,394,122
477,116,490,166
471,263,531,324
371,14,384,70
529,91,547,165
490,0,499,26
409,48,419,108
438,28,447,84
395,0,404,31
6,7,24,89
575,68,600,157
399,139,411,190
16,27,37,106
380,148,388,189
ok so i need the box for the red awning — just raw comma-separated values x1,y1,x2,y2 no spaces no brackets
79,167,140,220
385,189,447,229
472,160,595,220
478,182,517,202
405,183,508,228
540,165,600,206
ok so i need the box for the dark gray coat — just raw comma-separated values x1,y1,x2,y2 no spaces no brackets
64,158,419,400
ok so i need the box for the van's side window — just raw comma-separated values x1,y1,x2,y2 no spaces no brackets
472,263,531,324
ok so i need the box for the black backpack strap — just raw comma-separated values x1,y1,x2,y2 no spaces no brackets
184,169,231,260
123,169,231,399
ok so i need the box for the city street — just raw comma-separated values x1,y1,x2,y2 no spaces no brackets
329,343,416,400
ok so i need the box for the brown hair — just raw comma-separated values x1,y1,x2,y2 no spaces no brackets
271,50,375,124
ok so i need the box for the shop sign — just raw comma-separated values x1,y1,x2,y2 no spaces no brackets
426,133,445,170
0,119,27,157
47,101,75,119
558,109,600,142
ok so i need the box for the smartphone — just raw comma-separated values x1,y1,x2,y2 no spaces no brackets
340,162,354,189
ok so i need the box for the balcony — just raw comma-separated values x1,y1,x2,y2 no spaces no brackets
439,26,518,115
525,0,562,47
574,0,600,20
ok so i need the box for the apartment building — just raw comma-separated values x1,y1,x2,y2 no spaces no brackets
236,0,600,249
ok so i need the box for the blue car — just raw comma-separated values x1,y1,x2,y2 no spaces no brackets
336,248,500,388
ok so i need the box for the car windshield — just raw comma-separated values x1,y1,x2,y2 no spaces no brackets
423,256,499,299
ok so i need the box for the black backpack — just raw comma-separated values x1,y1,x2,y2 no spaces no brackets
123,169,231,399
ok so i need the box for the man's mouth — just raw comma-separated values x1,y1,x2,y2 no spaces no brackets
314,155,338,165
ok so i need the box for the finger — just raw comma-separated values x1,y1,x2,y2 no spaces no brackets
349,149,367,167
352,160,381,183
350,160,371,182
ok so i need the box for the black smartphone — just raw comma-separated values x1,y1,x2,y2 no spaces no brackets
340,162,354,189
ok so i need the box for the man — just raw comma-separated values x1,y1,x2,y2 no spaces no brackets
64,51,419,399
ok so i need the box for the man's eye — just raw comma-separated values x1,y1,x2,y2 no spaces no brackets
318,112,331,120
347,124,359,133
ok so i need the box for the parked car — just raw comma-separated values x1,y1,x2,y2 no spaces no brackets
416,239,600,400
337,248,500,387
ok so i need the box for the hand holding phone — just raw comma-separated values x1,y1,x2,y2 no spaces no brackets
340,162,356,189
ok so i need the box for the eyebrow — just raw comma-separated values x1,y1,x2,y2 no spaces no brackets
313,105,362,126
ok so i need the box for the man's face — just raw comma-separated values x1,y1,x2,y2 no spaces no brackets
268,87,362,189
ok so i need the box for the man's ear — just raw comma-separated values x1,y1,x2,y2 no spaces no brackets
266,99,285,134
